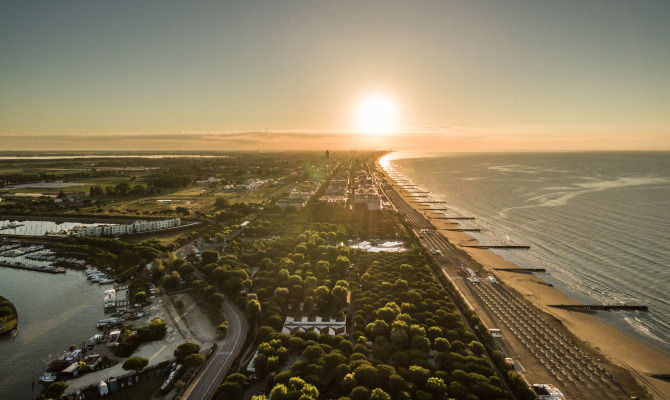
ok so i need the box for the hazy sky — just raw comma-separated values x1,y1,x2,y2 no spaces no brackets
1,1,669,150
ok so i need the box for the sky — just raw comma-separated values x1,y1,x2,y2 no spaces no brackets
1,0,669,151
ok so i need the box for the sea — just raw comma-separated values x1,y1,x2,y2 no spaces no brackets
384,151,670,353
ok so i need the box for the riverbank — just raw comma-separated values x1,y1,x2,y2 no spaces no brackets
0,296,18,334
376,158,670,400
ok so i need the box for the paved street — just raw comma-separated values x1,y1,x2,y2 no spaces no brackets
180,298,248,400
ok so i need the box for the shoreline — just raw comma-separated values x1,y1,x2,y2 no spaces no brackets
377,156,670,400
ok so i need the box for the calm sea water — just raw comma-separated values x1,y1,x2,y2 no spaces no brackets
387,151,670,352
0,268,108,399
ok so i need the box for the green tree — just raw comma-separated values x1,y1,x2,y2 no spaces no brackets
269,383,288,400
217,381,243,400
202,250,219,265
174,342,201,361
162,271,181,290
215,197,229,209
408,365,430,386
134,290,147,304
183,353,205,370
313,260,329,279
44,381,69,399
147,318,167,339
303,344,325,362
246,299,262,321
350,386,371,400
426,377,448,398
354,364,379,388
468,340,486,356
122,356,149,372
370,388,391,400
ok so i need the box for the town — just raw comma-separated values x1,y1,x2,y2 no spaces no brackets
0,151,652,400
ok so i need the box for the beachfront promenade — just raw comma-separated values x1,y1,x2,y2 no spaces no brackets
374,163,635,400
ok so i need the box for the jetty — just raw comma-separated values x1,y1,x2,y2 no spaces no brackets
494,268,546,273
462,244,530,249
549,304,648,312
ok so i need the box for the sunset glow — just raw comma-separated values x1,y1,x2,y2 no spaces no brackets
356,96,397,135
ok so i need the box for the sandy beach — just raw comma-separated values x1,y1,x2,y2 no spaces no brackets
377,160,670,400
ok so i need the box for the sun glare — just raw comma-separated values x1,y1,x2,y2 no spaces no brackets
356,96,396,135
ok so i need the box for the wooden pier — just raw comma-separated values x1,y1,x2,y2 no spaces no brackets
444,228,481,232
434,217,475,220
421,208,448,211
549,304,648,312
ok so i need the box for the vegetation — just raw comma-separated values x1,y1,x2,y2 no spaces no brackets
115,318,167,357
174,342,201,362
123,356,149,372
0,153,538,399
208,155,531,400
0,296,18,334
44,381,68,399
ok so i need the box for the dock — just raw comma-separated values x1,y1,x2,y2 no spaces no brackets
421,208,448,211
444,228,481,232
0,261,66,274
434,217,475,220
549,304,648,312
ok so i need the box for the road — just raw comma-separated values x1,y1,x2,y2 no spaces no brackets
175,234,249,400
181,297,248,400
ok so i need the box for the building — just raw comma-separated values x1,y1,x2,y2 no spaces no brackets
352,187,382,211
281,315,347,336
72,218,181,237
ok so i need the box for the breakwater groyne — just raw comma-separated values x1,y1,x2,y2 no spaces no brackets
494,268,546,273
462,244,531,249
549,304,648,311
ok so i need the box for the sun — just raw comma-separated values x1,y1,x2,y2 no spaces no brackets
356,96,397,135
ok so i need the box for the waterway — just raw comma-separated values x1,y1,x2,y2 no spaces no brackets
0,268,109,399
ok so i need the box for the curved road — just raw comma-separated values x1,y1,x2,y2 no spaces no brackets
174,238,249,400
181,298,248,400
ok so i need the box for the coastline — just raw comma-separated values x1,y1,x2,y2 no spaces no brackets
377,157,670,400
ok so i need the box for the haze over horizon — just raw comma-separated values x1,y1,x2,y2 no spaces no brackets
2,1,669,151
